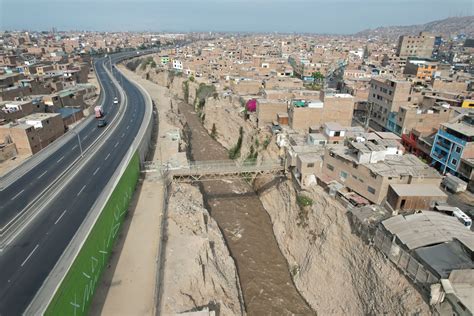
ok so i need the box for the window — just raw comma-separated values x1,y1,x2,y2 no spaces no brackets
327,164,334,171
340,171,348,180
334,131,340,136
307,163,314,168
368,186,376,194
455,146,462,153
452,158,458,165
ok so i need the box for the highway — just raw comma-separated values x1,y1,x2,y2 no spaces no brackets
0,53,148,314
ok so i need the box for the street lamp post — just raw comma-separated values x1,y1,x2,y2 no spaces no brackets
72,130,83,157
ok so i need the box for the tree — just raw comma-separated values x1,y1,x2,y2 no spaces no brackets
311,71,324,83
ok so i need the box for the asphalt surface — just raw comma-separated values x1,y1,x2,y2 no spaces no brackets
0,54,146,314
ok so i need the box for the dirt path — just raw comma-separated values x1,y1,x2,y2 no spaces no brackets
179,102,314,315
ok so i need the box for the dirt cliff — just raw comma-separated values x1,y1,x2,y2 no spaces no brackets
162,183,245,315
256,178,431,315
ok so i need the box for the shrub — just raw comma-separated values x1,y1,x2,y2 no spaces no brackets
183,80,189,103
296,195,313,208
229,127,244,160
262,136,271,149
210,123,217,139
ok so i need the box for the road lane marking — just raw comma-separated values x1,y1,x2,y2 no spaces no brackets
83,135,89,141
37,171,47,179
93,167,100,176
105,153,111,160
21,244,39,267
57,156,65,163
11,189,25,201
121,133,125,138
54,209,67,225
126,125,130,130
77,185,86,197
114,141,119,148
72,144,78,150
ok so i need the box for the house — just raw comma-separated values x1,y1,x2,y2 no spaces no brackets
430,113,474,176
0,112,64,155
323,141,442,204
404,59,438,81
367,77,413,131
256,99,287,127
289,91,354,132
386,183,448,212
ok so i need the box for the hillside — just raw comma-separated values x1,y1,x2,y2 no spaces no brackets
355,16,474,39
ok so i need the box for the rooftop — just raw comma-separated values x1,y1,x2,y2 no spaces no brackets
442,122,474,138
390,183,447,197
382,210,474,250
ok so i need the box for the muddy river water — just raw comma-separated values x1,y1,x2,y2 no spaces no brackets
178,101,314,315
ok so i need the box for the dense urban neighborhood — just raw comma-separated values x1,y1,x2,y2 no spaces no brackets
0,14,474,316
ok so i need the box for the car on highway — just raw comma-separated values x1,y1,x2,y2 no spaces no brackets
97,119,107,128
114,97,119,104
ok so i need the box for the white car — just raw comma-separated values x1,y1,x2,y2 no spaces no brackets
113,97,119,104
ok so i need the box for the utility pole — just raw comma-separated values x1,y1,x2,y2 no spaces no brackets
72,130,83,157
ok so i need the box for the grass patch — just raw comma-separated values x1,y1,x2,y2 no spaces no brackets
45,153,140,316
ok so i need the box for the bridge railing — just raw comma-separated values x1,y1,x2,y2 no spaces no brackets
145,159,284,177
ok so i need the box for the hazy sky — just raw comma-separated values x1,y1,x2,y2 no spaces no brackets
1,0,473,33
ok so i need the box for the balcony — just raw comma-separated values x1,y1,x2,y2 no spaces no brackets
431,151,447,164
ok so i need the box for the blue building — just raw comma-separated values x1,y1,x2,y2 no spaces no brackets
430,114,474,175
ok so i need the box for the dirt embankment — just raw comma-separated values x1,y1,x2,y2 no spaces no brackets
256,178,431,315
163,183,245,315
130,61,429,315
178,99,315,315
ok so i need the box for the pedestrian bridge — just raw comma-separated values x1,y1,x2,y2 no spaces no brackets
144,159,285,182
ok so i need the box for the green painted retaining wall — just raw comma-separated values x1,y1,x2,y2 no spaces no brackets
45,152,140,316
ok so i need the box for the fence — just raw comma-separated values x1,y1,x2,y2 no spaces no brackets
373,228,438,293
44,152,140,315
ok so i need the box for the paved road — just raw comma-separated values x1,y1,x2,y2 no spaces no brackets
0,54,147,315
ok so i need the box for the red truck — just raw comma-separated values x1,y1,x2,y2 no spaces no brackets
94,106,104,118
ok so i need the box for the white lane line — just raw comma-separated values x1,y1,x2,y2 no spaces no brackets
83,134,89,141
56,156,65,163
54,209,67,225
77,185,86,197
121,133,125,138
72,144,78,150
114,141,119,148
126,125,130,130
21,244,39,267
93,167,100,175
11,189,25,201
37,171,47,179
105,153,111,160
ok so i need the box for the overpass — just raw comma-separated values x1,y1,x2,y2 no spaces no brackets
145,159,286,182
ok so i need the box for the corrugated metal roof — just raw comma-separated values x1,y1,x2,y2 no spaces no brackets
382,211,474,250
